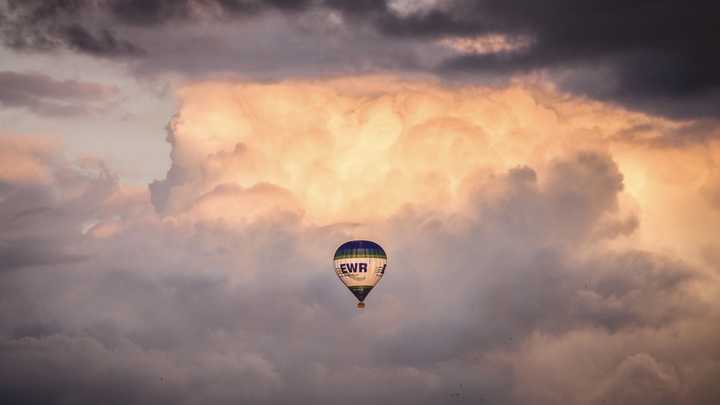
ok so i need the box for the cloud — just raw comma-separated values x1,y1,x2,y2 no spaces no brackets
2,77,720,404
371,1,720,118
0,136,119,274
508,326,720,405
3,1,719,119
0,0,147,56
0,135,58,184
149,76,720,228
59,23,145,57
0,0,314,58
0,71,119,116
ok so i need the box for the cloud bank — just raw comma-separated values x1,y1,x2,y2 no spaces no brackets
0,71,118,116
2,1,719,119
2,77,720,404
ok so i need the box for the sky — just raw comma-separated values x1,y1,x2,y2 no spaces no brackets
1,1,719,404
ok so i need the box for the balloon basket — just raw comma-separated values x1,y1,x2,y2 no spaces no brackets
356,302,366,309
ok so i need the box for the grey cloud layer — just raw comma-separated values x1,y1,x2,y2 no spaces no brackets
0,71,118,116
1,135,718,404
2,0,719,119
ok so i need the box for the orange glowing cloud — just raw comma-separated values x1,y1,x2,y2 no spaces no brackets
437,34,533,55
0,135,60,185
149,76,720,273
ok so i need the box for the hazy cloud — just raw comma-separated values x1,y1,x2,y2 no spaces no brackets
0,71,119,116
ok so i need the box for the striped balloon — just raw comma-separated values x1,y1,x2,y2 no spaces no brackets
334,240,387,308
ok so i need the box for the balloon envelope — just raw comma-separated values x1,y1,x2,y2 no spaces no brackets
334,240,387,304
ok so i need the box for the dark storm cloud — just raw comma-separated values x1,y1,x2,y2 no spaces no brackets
59,23,144,56
318,0,720,120
0,0,143,56
2,0,717,119
0,0,309,56
0,71,118,116
109,0,196,25
419,1,720,119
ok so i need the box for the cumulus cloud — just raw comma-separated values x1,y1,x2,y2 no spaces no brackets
2,77,720,404
149,76,720,237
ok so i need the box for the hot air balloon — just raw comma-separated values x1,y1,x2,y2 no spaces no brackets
334,240,387,309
